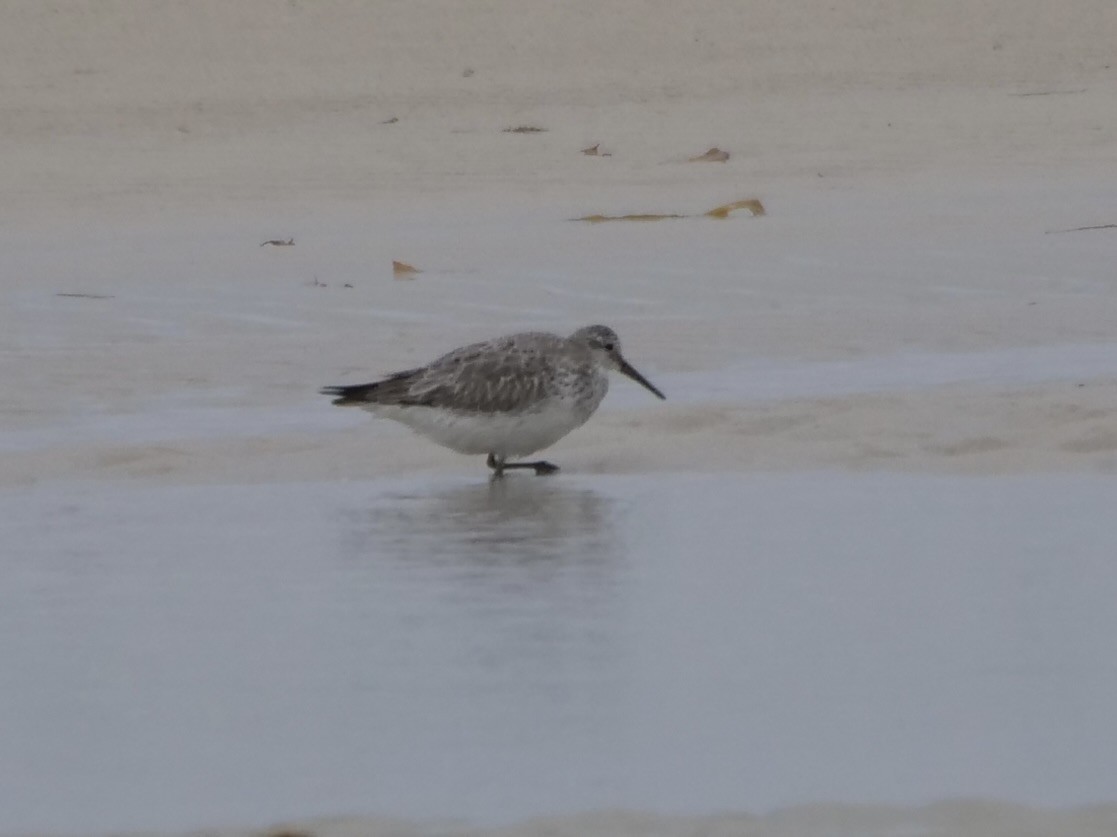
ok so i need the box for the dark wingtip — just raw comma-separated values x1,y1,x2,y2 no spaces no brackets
320,384,370,406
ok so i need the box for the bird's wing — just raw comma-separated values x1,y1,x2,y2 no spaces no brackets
321,333,576,413
405,336,563,413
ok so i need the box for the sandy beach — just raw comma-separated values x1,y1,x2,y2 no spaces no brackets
4,1,1117,485
3,1,1117,834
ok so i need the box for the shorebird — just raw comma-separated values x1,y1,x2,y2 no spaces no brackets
321,325,665,476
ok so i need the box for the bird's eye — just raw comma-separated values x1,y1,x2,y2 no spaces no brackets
602,342,615,351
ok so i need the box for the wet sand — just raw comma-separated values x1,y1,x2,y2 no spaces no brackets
4,181,1117,485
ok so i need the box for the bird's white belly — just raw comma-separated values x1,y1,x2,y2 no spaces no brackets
366,401,592,458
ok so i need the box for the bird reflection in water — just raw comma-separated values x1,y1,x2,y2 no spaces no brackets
338,478,624,683
344,477,616,567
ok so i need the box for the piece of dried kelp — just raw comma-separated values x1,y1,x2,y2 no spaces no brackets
575,197,764,223
689,147,730,162
705,198,765,218
575,213,689,223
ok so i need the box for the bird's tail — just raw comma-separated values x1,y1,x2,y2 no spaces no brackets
319,383,381,406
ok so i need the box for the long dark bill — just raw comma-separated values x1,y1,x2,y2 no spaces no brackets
618,358,666,400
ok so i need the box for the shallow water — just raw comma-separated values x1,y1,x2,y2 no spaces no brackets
2,472,1116,834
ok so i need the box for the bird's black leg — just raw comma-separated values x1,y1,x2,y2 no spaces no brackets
525,460,560,475
486,453,559,476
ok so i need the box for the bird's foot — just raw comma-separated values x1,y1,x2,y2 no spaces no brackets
486,453,559,477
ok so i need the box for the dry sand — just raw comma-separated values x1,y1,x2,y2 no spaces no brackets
3,1,1117,834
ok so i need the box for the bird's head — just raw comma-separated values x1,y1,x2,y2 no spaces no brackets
570,325,665,400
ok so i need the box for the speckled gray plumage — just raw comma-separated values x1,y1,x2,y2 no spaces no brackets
324,331,606,415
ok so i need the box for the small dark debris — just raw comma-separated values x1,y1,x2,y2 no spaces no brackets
580,143,612,156
1012,89,1087,97
261,238,295,247
56,293,114,299
380,116,399,125
343,283,354,288
688,147,730,162
1045,224,1117,235
503,125,546,133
